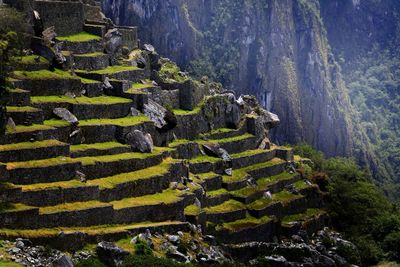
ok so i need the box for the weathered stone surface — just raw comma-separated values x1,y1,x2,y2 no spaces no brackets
53,108,78,124
104,28,122,55
124,129,153,153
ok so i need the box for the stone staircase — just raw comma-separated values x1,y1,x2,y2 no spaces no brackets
0,6,327,250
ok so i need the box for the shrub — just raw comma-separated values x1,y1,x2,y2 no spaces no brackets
121,255,192,267
75,257,106,267
133,239,153,256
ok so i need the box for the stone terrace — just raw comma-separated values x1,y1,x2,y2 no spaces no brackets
0,0,327,249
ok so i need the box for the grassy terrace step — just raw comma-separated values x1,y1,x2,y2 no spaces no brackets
222,158,286,191
76,147,172,179
72,52,110,71
199,125,248,140
281,208,326,226
204,199,246,223
247,190,305,218
199,133,257,154
11,69,82,96
188,155,224,174
70,142,131,157
6,106,44,125
1,123,59,145
281,208,328,236
0,221,189,250
19,159,177,206
192,172,222,191
211,214,276,244
230,148,277,169
0,140,69,162
6,88,30,106
13,55,50,71
32,95,133,120
5,157,81,185
76,65,146,83
57,32,103,54
205,188,231,207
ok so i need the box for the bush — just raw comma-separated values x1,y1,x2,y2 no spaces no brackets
383,231,400,261
121,255,193,267
133,239,153,256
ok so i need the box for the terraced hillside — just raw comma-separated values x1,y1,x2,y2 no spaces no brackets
0,0,327,250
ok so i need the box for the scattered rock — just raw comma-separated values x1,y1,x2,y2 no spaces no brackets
263,191,272,200
53,254,73,267
167,235,180,244
125,130,153,153
224,168,233,176
96,241,129,267
143,44,155,53
144,99,177,130
169,182,178,190
53,108,78,125
103,76,113,91
76,171,86,183
104,28,122,55
6,117,16,132
202,143,231,162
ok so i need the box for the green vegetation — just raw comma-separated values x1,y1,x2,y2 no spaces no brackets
79,65,140,74
159,62,189,83
6,156,78,170
70,142,130,153
204,199,245,214
121,255,193,267
76,258,105,267
13,69,79,80
184,204,201,216
32,95,132,105
282,208,325,225
6,123,54,134
0,261,23,267
14,55,48,65
6,106,40,112
0,140,65,152
216,215,271,231
57,32,101,42
78,115,150,127
40,200,109,214
294,144,400,265
111,189,182,209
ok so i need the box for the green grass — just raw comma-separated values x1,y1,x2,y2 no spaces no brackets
79,77,100,84
79,65,140,75
294,180,311,190
247,190,301,210
70,142,130,153
173,105,202,116
43,119,71,127
6,88,28,93
230,186,260,198
78,115,150,127
126,83,154,94
13,69,80,80
216,214,272,232
257,172,298,188
6,157,79,170
111,189,182,209
204,199,245,214
159,62,189,83
15,55,48,64
184,204,201,216
188,155,221,164
282,208,325,225
0,203,34,213
6,124,54,134
230,148,272,159
0,140,65,152
207,133,254,143
40,200,109,214
77,147,170,166
0,260,23,266
206,188,229,198
168,139,191,147
6,106,41,112
57,32,101,42
32,95,132,105
74,52,105,57
199,127,237,137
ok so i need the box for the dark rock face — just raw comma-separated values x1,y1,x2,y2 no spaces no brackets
96,241,129,267
124,129,154,153
101,0,355,158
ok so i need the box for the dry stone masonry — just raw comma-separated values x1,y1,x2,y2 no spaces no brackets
0,0,327,252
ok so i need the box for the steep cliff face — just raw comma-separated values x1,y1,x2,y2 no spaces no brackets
102,0,359,159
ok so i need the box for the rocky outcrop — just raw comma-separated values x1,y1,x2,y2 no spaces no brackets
101,0,356,158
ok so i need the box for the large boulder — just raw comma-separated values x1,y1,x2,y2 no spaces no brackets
104,28,122,55
144,99,177,131
53,108,78,125
96,241,129,267
125,130,153,153
202,143,231,162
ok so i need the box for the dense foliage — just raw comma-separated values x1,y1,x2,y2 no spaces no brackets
294,144,400,265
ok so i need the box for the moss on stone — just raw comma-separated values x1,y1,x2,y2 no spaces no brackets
0,140,65,152
184,204,201,216
6,157,79,170
216,214,271,232
204,199,245,214
15,55,48,64
13,69,80,80
57,32,101,42
159,62,190,83
70,142,130,153
206,188,229,198
78,115,150,127
32,95,132,105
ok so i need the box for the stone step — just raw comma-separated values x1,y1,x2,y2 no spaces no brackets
199,125,248,140
83,24,106,37
76,65,147,83
5,157,81,185
0,140,69,162
13,55,50,71
0,123,62,145
77,147,172,179
0,183,22,203
118,82,155,110
73,52,110,70
231,148,277,169
281,208,328,237
204,199,247,224
247,190,306,219
0,204,39,229
31,95,133,120
57,32,103,54
169,139,201,159
192,172,223,191
12,70,82,96
210,215,277,244
6,106,44,126
0,221,189,250
188,155,226,175
201,133,258,154
229,172,301,205
70,141,131,157
18,158,183,206
81,78,104,97
77,115,154,143
222,158,287,191
6,88,31,106
204,188,231,207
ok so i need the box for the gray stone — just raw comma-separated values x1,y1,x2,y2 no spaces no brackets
96,241,129,267
202,143,231,161
225,102,241,128
7,117,16,132
53,108,78,125
104,28,122,55
167,235,180,244
53,255,73,267
143,44,155,53
125,130,153,153
130,107,141,116
224,168,233,176
144,99,177,130
103,77,113,91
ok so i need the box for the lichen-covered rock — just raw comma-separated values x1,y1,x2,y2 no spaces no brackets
53,108,78,125
125,129,153,153
96,241,129,267
144,99,177,131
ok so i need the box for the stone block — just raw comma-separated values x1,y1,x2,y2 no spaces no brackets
178,80,206,111
117,26,138,51
206,208,246,224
